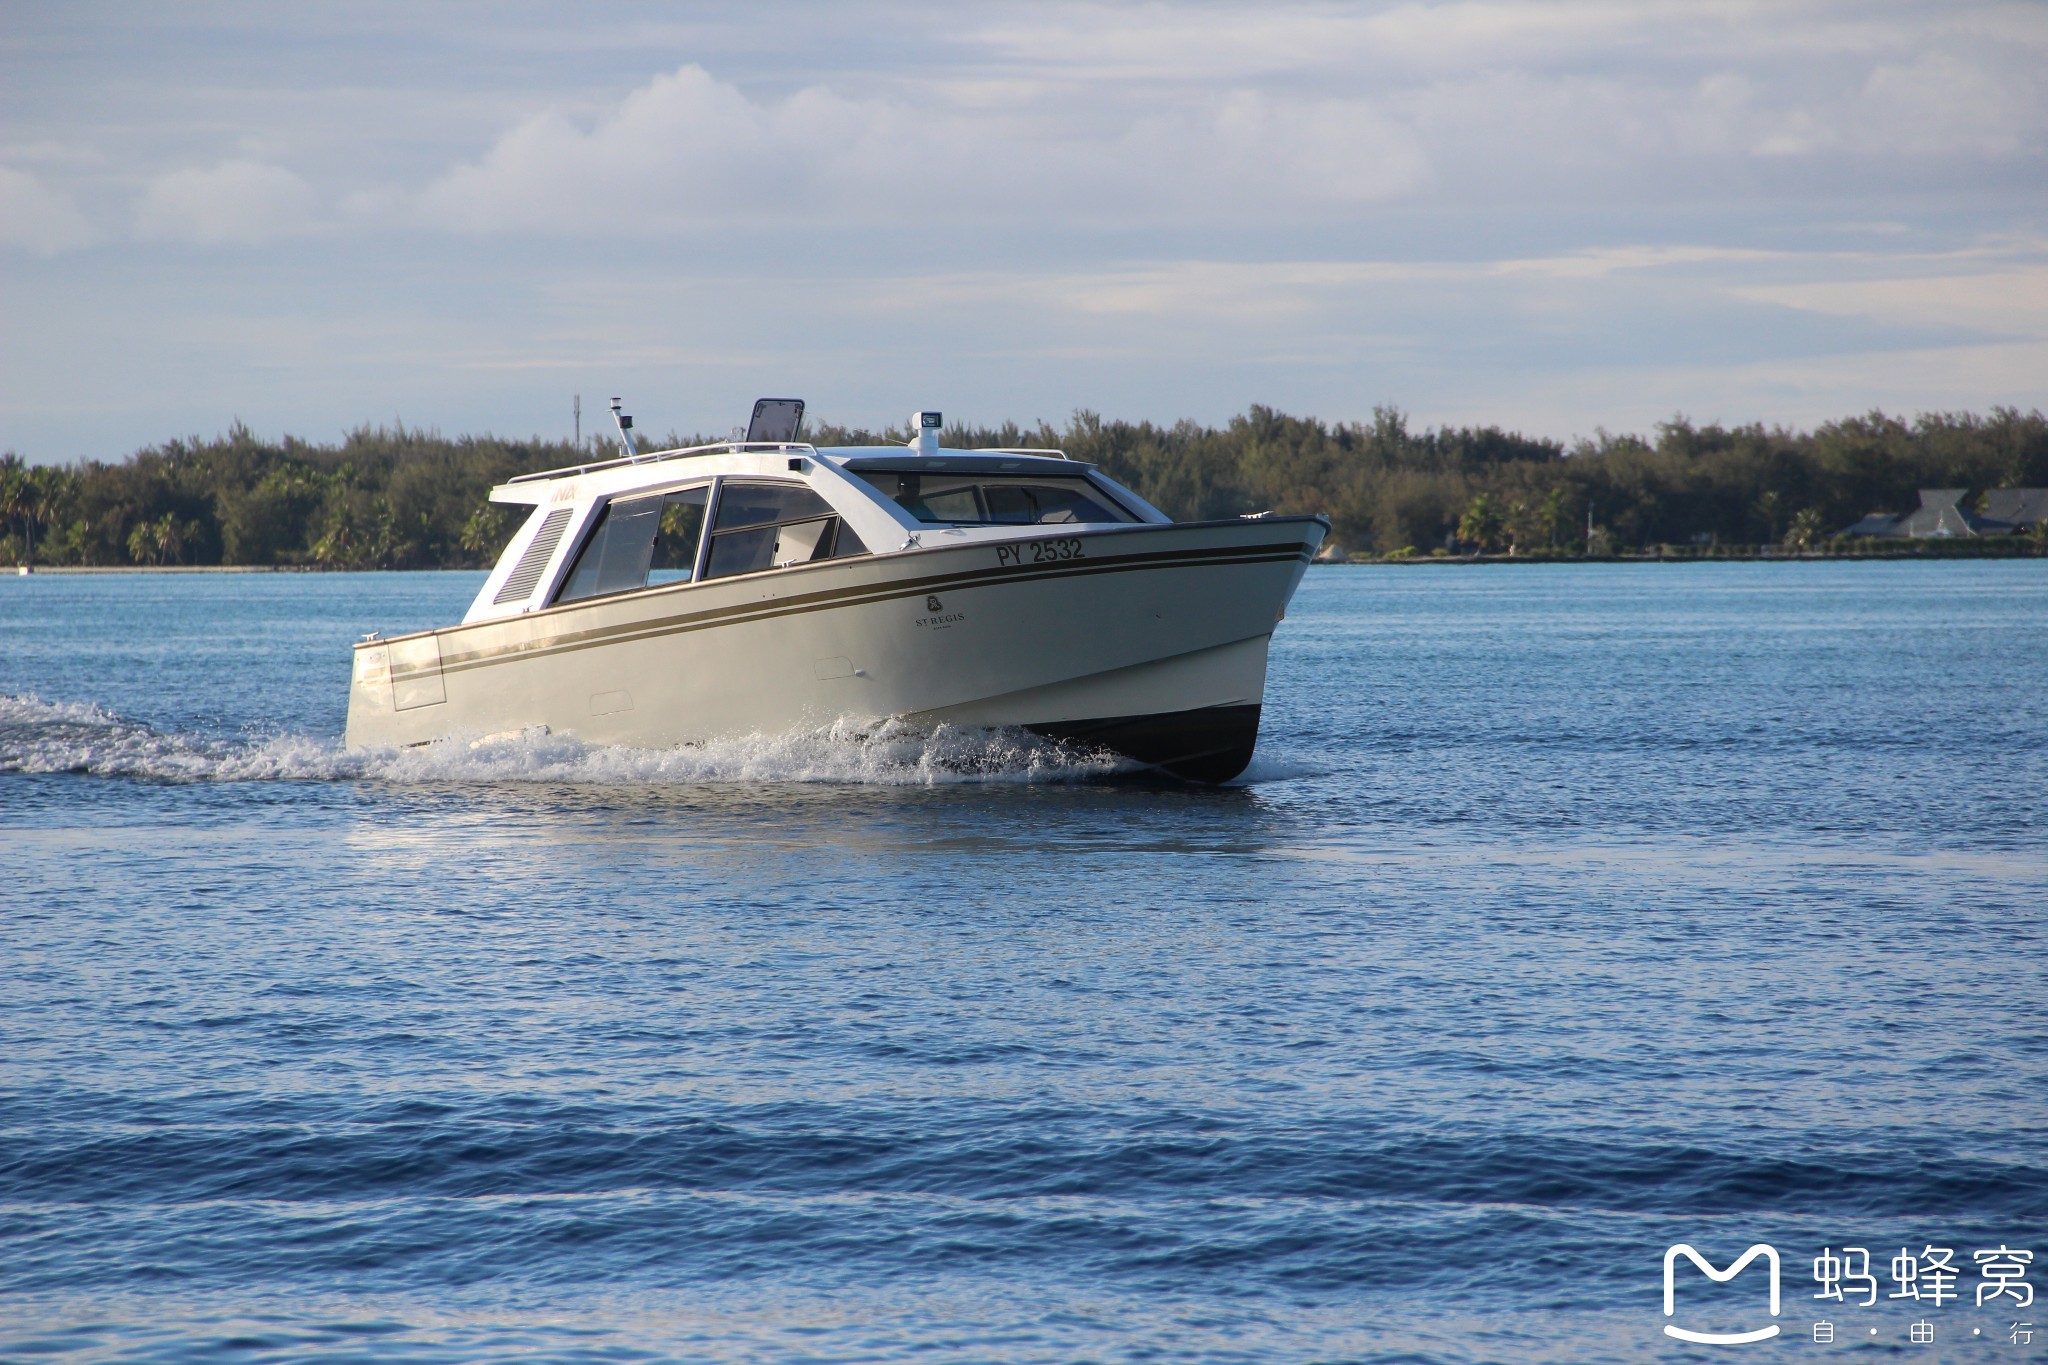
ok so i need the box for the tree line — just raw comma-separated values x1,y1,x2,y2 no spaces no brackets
4,405,2045,568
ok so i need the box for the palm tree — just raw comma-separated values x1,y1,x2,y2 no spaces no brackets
125,513,198,565
0,458,28,564
2,459,68,567
1783,507,1824,551
1457,494,1504,553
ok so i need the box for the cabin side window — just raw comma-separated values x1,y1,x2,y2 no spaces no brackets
554,484,710,604
702,480,869,580
850,472,1139,525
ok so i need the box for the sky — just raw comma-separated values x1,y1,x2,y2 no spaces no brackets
2,0,2045,462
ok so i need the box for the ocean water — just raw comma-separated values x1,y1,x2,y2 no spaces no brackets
1,562,2043,1364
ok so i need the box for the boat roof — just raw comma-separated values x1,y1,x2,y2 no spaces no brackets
491,441,1089,504
835,451,1081,476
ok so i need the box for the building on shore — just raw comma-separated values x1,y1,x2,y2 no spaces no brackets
1836,488,2047,539
1981,487,2048,532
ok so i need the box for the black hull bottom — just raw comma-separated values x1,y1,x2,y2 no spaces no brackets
1028,703,1262,784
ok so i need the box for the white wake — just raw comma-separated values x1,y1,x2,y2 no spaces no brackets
0,694,1133,786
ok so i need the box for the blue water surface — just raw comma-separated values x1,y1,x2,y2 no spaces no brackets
1,562,2044,1363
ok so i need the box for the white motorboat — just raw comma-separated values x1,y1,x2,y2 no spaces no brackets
345,399,1326,782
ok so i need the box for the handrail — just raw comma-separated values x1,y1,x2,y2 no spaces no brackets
506,440,1071,486
505,441,821,485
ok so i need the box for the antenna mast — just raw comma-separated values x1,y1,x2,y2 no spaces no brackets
610,397,637,458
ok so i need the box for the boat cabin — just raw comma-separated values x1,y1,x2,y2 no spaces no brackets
462,401,1169,625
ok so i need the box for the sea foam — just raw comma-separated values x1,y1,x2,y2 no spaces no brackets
0,694,1132,786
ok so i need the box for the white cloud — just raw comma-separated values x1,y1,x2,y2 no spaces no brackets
134,159,319,245
1493,244,1796,278
1398,37,2046,200
1120,90,1429,206
967,0,1678,84
415,61,1427,233
1475,337,2048,439
1734,267,2048,337
416,66,882,231
1846,51,2040,157
0,166,99,253
7,1,2048,461
61,3,2046,246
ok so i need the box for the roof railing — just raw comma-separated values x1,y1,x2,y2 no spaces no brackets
505,440,822,485
506,440,1072,486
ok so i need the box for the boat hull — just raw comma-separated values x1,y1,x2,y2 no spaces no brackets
1028,703,1262,786
345,516,1324,781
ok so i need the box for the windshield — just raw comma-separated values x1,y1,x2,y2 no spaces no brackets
851,471,1139,525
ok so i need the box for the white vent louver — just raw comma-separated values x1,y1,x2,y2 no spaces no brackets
493,508,574,605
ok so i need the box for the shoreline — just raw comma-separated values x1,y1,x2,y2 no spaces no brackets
1329,547,2048,565
10,564,481,575
10,548,2045,575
